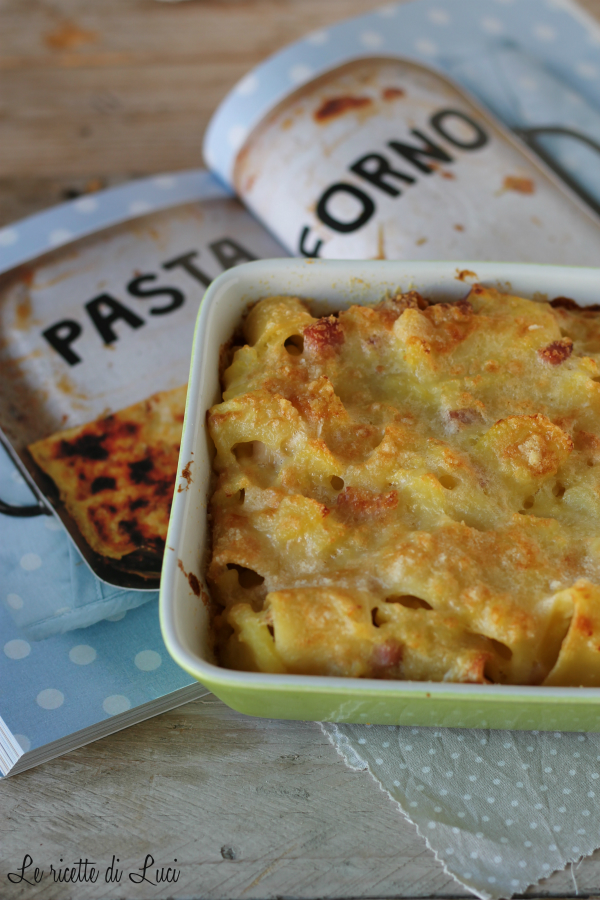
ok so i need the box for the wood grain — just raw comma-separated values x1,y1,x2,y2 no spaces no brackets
0,0,382,183
2,0,600,221
2,693,600,900
0,695,460,900
0,0,390,225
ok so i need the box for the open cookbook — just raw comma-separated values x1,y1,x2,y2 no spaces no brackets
2,0,600,774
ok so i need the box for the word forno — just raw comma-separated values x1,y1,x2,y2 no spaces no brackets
299,107,489,255
42,238,255,366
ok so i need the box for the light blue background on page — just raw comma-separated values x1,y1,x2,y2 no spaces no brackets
0,593,193,756
0,443,156,641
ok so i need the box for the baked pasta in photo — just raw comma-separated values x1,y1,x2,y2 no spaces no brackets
29,385,186,577
207,287,600,686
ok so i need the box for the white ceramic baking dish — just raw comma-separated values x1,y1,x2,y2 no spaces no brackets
160,258,600,731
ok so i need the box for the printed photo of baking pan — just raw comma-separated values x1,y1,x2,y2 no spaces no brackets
0,172,286,590
229,56,600,265
161,257,600,731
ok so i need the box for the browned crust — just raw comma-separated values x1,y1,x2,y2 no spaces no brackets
538,338,573,366
29,385,186,564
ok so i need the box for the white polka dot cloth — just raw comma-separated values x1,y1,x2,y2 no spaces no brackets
323,722,600,898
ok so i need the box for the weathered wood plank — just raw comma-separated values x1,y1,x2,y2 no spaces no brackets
0,0,386,69
1,694,600,899
0,0,382,176
0,694,466,900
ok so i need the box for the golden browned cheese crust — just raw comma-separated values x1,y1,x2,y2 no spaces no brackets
207,289,600,686
29,385,186,569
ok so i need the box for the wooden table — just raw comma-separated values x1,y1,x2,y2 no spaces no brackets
3,1,600,897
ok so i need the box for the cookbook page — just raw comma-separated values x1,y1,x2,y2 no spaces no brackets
0,172,286,593
204,0,600,263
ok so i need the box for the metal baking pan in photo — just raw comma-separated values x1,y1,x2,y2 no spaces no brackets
0,171,286,589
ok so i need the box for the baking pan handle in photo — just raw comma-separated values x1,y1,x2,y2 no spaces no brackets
0,495,50,518
0,435,52,518
514,126,600,220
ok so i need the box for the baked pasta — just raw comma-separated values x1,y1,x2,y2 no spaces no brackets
207,288,600,686
29,385,186,576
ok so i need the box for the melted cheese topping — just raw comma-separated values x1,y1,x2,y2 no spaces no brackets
207,289,600,685
29,385,186,571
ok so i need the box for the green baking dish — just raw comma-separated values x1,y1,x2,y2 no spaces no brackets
160,258,600,731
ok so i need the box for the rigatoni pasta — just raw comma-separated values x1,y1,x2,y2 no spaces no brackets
207,287,600,686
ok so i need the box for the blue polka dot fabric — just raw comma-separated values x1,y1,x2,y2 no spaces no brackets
0,445,201,775
204,0,600,215
0,589,198,775
0,169,230,274
0,440,199,774
0,443,155,641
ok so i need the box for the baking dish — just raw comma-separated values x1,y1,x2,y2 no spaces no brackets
160,258,600,731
